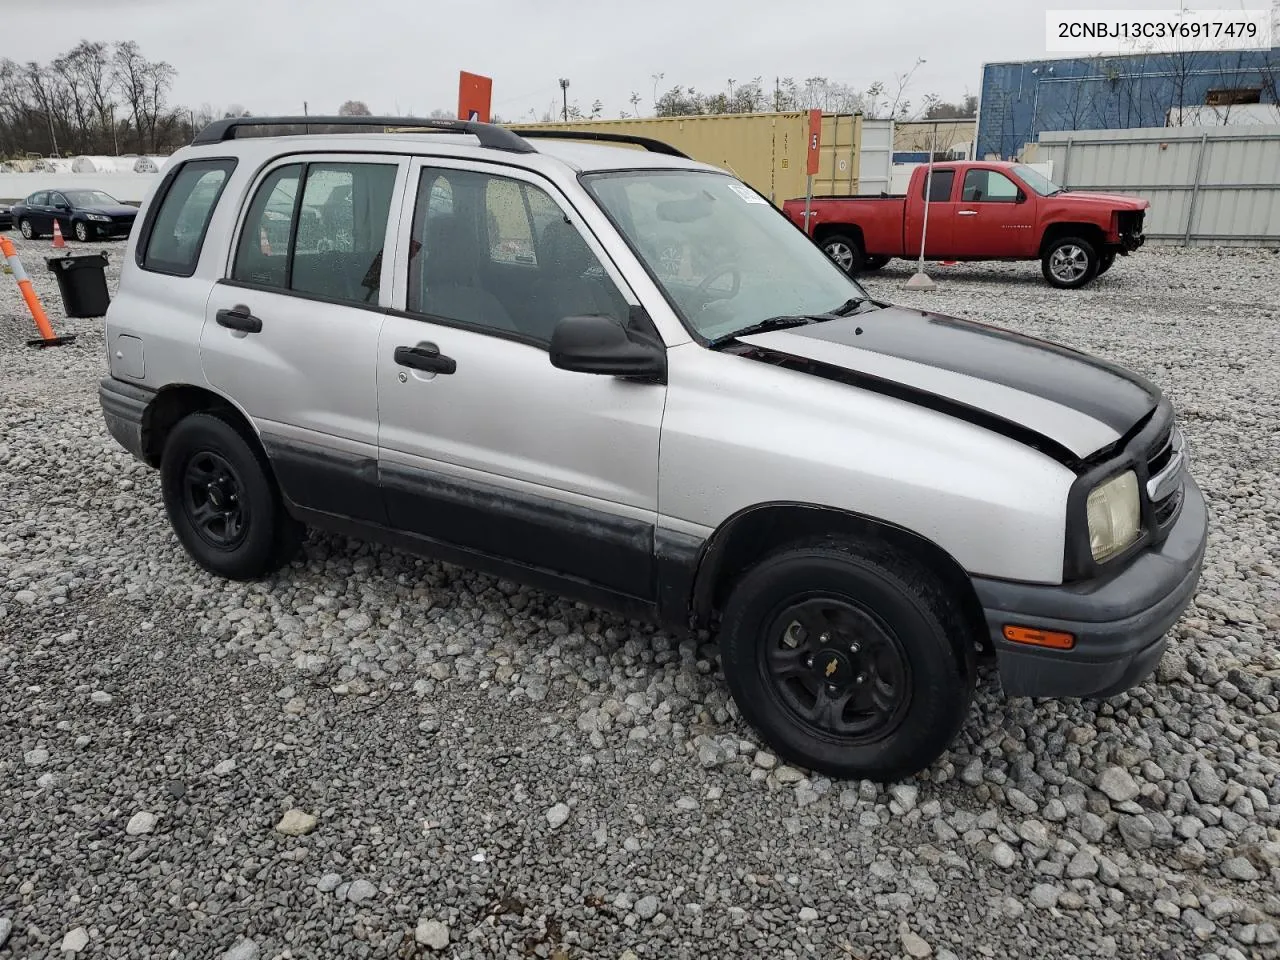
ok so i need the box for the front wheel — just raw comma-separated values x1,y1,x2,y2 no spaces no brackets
1042,236,1099,289
160,413,303,580
719,538,977,781
862,255,891,271
819,233,865,275
74,221,90,242
19,218,36,240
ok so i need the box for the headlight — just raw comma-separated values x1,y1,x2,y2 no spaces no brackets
1087,470,1141,561
86,214,112,222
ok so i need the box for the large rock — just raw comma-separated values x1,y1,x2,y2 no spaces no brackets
275,809,318,836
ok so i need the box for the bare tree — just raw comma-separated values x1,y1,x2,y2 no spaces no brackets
338,100,372,116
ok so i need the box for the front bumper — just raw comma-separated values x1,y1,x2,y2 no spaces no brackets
973,475,1207,698
99,376,153,464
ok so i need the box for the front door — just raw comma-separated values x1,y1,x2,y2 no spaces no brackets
955,168,1038,257
49,192,73,236
200,154,407,523
377,160,667,599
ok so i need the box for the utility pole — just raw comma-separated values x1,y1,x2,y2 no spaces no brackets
559,78,570,121
303,101,308,116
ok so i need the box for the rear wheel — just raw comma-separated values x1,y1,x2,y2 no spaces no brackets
718,537,977,781
820,233,865,275
1042,236,1099,289
160,413,303,580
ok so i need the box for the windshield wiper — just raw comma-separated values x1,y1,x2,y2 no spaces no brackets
708,315,818,347
828,297,867,316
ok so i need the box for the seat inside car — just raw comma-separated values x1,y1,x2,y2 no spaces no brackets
529,219,625,339
417,213,520,333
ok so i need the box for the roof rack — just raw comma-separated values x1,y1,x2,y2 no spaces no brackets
190,116,535,153
506,128,690,159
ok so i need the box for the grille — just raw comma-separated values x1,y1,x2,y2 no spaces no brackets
1154,487,1183,526
1147,426,1175,476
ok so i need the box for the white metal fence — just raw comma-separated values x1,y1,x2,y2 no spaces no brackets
1035,126,1280,246
0,173,159,205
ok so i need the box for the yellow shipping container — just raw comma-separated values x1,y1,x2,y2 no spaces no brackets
503,112,867,207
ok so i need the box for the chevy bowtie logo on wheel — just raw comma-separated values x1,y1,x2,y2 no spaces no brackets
825,658,839,678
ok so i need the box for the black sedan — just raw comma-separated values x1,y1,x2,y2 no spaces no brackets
0,201,13,230
12,188,137,242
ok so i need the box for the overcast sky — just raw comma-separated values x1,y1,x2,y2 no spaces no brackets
8,0,1273,121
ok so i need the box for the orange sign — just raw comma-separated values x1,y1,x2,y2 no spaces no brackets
806,109,822,175
458,71,493,123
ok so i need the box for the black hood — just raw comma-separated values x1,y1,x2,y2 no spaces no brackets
736,304,1161,463
83,205,138,218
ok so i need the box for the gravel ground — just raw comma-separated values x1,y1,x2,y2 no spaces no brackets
2,234,1279,960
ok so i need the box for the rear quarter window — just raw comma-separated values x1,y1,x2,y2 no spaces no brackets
138,158,238,277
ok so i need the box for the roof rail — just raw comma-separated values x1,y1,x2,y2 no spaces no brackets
506,128,690,159
190,116,536,153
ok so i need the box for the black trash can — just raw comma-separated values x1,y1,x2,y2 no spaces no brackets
46,251,110,319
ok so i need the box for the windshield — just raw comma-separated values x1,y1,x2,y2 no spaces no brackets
1012,164,1063,196
582,169,868,342
64,190,120,207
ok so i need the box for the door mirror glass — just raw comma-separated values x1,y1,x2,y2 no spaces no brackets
549,314,665,380
1015,189,1027,203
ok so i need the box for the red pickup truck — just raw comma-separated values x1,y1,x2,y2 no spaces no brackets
784,160,1149,289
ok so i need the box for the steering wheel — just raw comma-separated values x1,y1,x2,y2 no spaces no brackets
695,263,741,303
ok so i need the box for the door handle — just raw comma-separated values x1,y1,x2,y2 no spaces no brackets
394,343,456,375
957,210,978,216
216,305,263,333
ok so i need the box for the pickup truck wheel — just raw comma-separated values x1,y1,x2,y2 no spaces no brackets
1097,251,1116,275
1042,236,1098,289
719,538,976,781
820,234,864,274
160,413,303,580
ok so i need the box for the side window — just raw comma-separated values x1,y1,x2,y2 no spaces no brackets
485,177,536,264
408,167,630,344
50,192,68,208
232,162,397,304
962,169,1020,203
921,169,955,203
291,162,398,303
232,164,302,289
141,159,236,276
29,192,47,206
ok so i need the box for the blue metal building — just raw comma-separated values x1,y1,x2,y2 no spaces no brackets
977,49,1279,159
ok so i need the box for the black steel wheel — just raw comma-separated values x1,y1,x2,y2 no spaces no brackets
719,537,976,781
160,413,303,580
761,596,913,744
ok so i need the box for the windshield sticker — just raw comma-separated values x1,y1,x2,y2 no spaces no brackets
726,182,768,204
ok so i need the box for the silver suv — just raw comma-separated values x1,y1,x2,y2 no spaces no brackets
99,117,1208,782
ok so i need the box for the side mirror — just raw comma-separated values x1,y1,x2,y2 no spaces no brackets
549,314,666,381
1015,190,1027,204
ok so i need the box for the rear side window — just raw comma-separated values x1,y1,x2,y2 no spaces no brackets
141,159,236,276
921,169,955,202
232,161,397,305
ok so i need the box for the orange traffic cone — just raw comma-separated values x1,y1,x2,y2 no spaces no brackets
52,219,67,249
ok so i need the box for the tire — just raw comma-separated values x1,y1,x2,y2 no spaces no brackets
862,255,891,271
719,537,977,782
1097,251,1116,275
159,413,303,580
74,220,89,242
820,233,865,275
1042,236,1099,289
19,218,36,240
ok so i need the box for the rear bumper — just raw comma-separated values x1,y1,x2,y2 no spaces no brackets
99,376,153,463
973,476,1207,698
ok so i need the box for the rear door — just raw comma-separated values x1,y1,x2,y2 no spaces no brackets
27,192,50,232
956,168,1038,257
903,168,957,257
200,153,407,523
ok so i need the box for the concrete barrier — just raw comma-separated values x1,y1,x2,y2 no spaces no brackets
0,172,159,205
